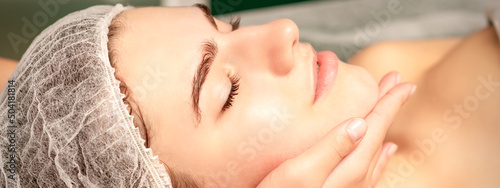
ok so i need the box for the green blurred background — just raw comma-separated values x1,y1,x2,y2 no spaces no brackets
210,0,313,15
0,0,312,61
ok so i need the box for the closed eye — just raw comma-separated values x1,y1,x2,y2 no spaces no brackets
222,74,240,112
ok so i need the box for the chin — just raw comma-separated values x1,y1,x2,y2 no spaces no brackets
316,62,379,124
346,63,379,114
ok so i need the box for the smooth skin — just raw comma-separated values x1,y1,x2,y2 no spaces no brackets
3,6,498,188
351,26,500,187
110,7,383,187
0,56,413,187
0,57,17,90
259,72,414,187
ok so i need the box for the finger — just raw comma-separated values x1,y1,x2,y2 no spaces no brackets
365,142,393,186
366,146,383,185
322,84,413,187
378,71,400,99
362,83,414,156
332,83,414,177
285,118,367,187
371,143,398,187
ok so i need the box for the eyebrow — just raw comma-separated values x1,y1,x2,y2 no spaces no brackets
194,4,218,30
191,4,237,125
190,4,219,125
192,41,218,124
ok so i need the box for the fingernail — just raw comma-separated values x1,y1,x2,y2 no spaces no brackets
395,73,401,84
346,118,367,142
410,85,417,96
387,144,398,157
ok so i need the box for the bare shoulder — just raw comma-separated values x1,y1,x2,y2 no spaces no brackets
349,37,462,83
0,57,18,91
379,26,500,188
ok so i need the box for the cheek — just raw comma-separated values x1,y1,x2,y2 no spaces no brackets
212,95,320,185
343,64,379,113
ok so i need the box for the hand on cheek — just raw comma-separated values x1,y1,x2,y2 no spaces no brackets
257,71,416,188
324,72,415,187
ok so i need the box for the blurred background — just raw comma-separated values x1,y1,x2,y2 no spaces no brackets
0,0,497,61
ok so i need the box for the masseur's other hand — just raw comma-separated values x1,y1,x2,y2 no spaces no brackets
257,72,415,188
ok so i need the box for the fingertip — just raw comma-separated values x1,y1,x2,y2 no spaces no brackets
393,82,416,99
388,71,401,85
395,73,401,85
402,82,416,98
378,71,401,99
410,85,417,96
386,143,398,157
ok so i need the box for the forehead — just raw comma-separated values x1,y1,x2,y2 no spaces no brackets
123,6,204,27
116,6,213,89
113,7,216,122
119,6,212,55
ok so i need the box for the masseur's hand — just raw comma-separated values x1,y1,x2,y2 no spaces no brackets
257,72,415,188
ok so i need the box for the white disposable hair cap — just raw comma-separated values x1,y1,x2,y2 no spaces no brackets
0,4,172,187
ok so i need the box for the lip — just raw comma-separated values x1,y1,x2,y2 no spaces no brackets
313,50,339,103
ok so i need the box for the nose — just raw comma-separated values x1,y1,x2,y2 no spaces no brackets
232,19,300,76
268,18,300,51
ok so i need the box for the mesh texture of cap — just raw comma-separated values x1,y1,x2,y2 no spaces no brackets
0,4,172,188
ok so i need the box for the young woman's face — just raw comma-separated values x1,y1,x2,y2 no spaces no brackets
113,6,378,187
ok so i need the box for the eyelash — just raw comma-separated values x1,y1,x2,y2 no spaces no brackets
229,16,241,31
222,74,240,112
199,13,240,113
